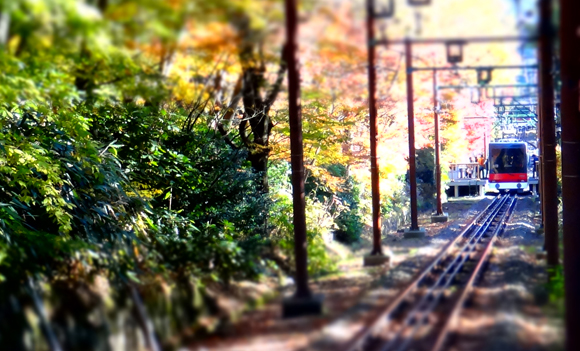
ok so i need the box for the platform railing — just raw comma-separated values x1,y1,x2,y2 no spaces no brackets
447,162,482,181
448,162,539,181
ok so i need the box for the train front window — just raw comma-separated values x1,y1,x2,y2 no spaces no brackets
490,145,526,174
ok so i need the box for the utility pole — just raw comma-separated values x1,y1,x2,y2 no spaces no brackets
537,110,544,223
538,0,558,266
559,0,580,348
382,38,534,235
431,70,448,223
483,130,487,159
404,39,425,237
282,0,322,318
363,0,390,266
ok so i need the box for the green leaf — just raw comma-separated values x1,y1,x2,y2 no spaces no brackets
126,271,141,283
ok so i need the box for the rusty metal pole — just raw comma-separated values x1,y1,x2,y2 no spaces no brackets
282,0,322,318
559,0,580,348
538,0,558,266
285,0,309,300
536,52,545,225
483,130,487,160
483,129,487,181
363,0,389,265
368,0,382,255
537,115,544,223
433,70,443,216
406,39,420,232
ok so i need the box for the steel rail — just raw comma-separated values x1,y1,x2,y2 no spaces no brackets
430,194,518,351
375,195,512,351
341,196,506,351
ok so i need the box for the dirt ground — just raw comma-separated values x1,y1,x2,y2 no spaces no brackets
185,196,562,351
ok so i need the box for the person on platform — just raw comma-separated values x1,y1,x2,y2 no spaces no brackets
484,158,489,179
530,154,539,177
477,154,486,178
467,157,475,178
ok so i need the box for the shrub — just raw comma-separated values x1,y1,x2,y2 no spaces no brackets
268,161,336,276
334,177,366,244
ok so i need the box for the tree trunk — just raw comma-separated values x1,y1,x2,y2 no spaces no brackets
247,146,270,192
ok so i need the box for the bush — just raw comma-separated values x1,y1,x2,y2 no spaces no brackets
268,161,336,276
416,147,436,210
382,178,411,233
334,177,366,244
546,264,564,317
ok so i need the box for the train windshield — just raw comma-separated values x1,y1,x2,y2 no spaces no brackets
489,144,527,174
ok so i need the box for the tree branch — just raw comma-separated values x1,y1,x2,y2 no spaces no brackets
239,118,252,148
264,45,288,111
217,123,239,150
220,75,243,123
216,74,244,149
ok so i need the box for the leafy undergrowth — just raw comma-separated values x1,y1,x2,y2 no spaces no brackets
546,265,564,317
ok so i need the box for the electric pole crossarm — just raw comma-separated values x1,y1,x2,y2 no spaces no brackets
377,36,537,45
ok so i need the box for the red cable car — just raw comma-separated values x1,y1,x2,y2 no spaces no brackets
486,141,529,193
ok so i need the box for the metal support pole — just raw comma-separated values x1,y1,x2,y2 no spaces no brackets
285,0,310,300
363,0,390,264
559,0,580,348
537,13,544,225
433,70,443,215
438,84,538,90
406,39,419,230
483,130,487,179
367,0,382,256
540,153,545,224
483,130,487,160
380,36,537,45
411,64,537,72
494,103,538,107
538,0,558,266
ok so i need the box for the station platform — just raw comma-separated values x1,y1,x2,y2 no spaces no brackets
447,177,539,197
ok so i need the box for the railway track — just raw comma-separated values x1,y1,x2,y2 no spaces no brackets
343,194,518,351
